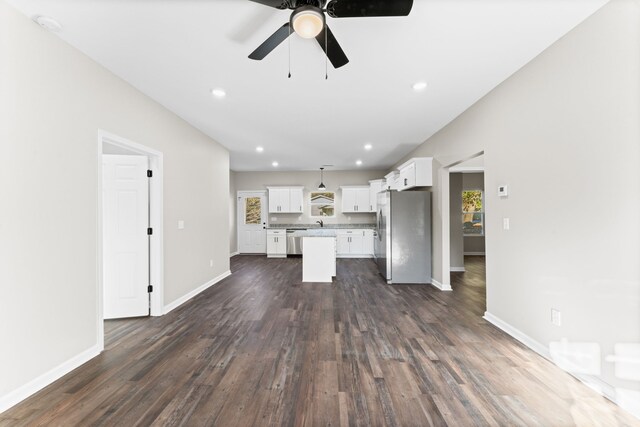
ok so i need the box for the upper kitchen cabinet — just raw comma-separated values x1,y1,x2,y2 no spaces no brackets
384,171,400,191
397,157,433,190
341,186,370,213
369,179,385,212
267,187,304,213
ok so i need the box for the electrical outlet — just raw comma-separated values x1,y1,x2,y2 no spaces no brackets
209,259,213,267
178,220,185,230
551,309,562,326
503,217,510,230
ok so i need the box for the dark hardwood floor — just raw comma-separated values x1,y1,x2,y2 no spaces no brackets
1,256,637,426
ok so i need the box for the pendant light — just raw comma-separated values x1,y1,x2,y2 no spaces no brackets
318,167,326,190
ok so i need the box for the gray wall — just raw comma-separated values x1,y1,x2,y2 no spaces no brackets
232,170,384,227
394,0,640,406
449,173,464,269
229,170,237,254
1,1,230,404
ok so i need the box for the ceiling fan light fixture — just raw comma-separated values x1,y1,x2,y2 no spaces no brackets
291,6,325,39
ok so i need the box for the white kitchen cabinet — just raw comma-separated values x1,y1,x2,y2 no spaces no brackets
267,187,304,213
336,235,351,255
384,171,400,191
397,157,433,190
266,230,286,258
336,229,374,258
363,229,374,255
289,187,304,213
368,179,385,212
341,186,370,213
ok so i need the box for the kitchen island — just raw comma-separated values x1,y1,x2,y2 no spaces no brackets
299,229,337,282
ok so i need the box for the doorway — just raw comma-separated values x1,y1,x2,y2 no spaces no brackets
447,154,486,291
97,130,164,351
237,191,267,254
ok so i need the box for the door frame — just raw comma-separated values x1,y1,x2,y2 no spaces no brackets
236,190,268,254
439,151,484,290
97,130,165,351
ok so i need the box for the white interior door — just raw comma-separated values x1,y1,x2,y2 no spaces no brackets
103,154,149,319
238,191,267,253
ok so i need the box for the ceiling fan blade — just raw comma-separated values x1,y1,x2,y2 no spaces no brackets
316,25,349,69
249,23,292,60
326,0,413,18
248,0,289,9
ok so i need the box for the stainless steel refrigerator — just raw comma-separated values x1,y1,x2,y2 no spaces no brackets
374,190,431,284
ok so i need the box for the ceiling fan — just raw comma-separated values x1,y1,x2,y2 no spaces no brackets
248,0,414,69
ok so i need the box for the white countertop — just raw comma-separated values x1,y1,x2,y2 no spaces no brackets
296,229,337,237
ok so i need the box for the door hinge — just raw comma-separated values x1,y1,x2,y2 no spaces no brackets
148,285,153,293
147,228,153,235
147,170,153,178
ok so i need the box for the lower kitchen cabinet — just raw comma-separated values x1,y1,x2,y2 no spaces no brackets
266,230,286,258
336,229,374,258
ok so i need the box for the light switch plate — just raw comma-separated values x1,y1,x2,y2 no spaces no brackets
498,185,509,197
503,218,510,230
551,309,562,326
178,220,185,230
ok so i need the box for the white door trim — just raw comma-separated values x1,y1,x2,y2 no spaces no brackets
237,190,268,254
97,130,165,351
441,151,484,288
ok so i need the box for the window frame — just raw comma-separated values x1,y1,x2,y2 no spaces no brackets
309,191,336,218
462,189,485,237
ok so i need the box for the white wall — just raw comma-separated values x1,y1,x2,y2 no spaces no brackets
0,0,229,407
394,0,640,410
232,170,384,226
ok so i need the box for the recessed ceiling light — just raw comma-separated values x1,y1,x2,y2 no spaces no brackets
412,81,428,92
364,143,373,151
211,88,226,98
33,16,62,32
256,146,264,153
356,160,363,166
272,161,279,167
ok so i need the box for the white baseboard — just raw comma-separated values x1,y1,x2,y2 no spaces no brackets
483,312,621,414
464,252,485,256
0,344,101,414
450,266,466,272
483,312,549,356
430,277,453,291
230,252,239,257
163,270,231,315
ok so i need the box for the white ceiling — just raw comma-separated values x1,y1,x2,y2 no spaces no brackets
7,0,607,171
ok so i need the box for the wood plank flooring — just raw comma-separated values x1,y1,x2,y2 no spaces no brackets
1,256,637,426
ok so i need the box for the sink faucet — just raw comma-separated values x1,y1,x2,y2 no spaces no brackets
316,220,324,228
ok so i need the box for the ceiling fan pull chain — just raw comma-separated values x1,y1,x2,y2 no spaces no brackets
325,24,328,80
288,24,292,78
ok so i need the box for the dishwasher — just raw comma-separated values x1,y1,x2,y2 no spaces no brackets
286,230,304,255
